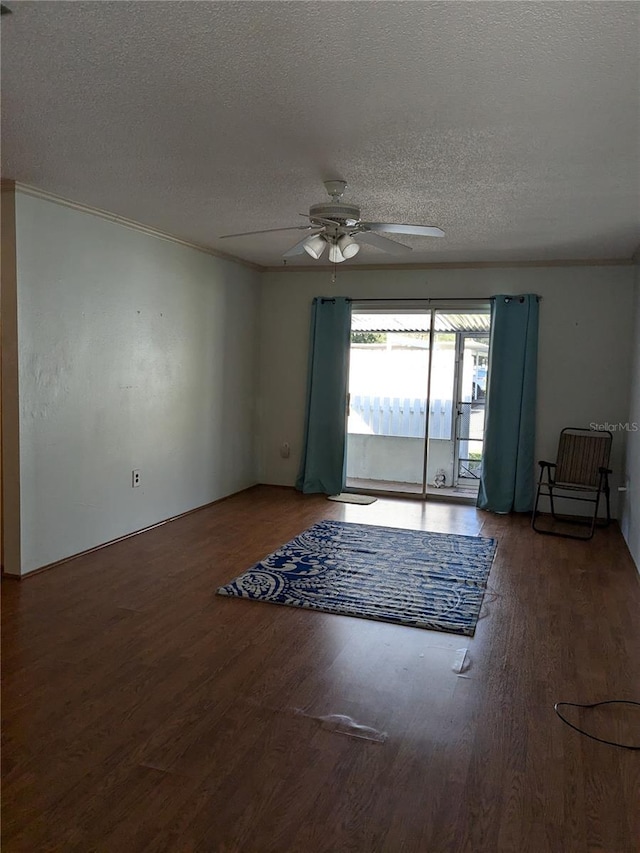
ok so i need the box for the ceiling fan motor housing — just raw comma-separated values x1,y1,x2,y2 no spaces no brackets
309,202,361,228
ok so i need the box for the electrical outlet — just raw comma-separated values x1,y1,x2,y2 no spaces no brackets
132,469,141,488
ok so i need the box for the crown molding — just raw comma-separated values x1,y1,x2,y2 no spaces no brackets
12,182,265,273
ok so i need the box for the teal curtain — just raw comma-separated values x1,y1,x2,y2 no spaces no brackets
296,297,352,494
477,294,539,513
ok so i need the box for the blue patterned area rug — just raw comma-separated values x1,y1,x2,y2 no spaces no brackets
217,520,497,636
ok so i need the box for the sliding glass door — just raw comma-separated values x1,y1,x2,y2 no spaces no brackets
346,311,431,493
345,303,491,501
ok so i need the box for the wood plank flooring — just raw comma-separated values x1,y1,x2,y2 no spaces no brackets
2,485,639,852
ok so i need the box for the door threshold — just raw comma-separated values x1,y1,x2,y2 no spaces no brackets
344,485,478,505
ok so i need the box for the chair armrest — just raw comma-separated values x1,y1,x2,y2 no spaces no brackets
537,460,556,485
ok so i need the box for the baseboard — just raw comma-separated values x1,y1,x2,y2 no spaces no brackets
6,484,260,581
256,483,297,491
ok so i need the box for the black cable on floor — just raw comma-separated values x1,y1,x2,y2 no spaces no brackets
554,700,640,750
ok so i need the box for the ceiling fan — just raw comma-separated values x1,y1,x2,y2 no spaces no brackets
219,180,444,263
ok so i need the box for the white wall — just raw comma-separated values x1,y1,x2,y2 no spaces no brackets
15,192,260,575
620,264,640,570
258,266,636,518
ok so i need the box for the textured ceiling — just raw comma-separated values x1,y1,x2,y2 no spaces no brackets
2,1,639,268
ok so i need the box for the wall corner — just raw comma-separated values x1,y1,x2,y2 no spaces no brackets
1,179,22,575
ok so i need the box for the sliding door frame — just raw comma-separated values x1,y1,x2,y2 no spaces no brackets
419,311,434,500
347,298,492,503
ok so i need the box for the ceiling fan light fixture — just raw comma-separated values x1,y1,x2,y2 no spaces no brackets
328,241,346,264
337,234,360,259
303,234,327,259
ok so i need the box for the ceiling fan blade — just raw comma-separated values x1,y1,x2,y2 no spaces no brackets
283,234,320,258
360,222,445,237
355,232,412,254
219,225,313,239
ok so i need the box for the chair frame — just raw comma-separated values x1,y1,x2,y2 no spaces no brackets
531,427,612,541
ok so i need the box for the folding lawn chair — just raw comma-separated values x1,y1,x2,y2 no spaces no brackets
531,427,612,540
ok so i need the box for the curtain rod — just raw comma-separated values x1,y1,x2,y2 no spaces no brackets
348,297,489,303
318,295,541,304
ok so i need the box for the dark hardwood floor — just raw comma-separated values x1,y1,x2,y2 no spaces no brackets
2,485,639,852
